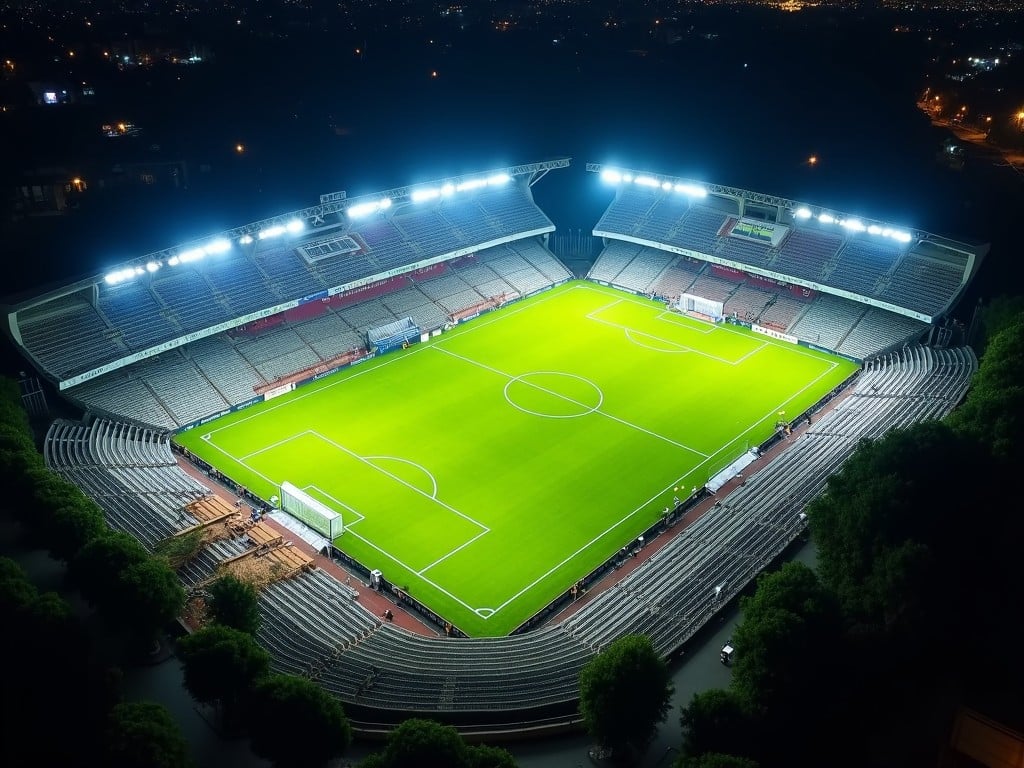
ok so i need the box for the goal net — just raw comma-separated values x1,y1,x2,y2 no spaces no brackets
280,481,343,539
676,293,725,321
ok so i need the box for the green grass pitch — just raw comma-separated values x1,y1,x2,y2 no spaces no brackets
176,281,858,636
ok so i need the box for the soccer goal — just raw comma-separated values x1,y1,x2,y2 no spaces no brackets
280,481,343,539
676,293,725,322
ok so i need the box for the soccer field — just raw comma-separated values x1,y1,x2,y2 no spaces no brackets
176,281,857,636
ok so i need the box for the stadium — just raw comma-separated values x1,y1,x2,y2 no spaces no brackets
4,159,984,730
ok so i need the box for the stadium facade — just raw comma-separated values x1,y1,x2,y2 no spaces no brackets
5,159,983,731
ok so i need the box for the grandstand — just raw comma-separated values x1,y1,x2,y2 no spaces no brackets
41,345,976,723
588,163,986,359
8,157,989,730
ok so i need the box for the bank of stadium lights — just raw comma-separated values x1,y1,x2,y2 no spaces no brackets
797,208,911,243
256,218,305,239
347,198,392,219
105,237,236,285
600,168,707,198
409,173,511,205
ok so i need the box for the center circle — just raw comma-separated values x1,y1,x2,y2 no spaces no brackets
503,371,604,419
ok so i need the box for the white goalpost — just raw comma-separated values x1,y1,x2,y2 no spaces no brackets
676,293,725,321
280,481,343,539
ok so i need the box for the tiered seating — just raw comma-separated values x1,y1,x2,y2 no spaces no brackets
669,206,729,255
614,249,675,294
293,312,363,360
788,294,866,350
772,229,843,282
649,257,701,299
18,296,125,379
686,273,740,304
758,293,807,331
44,419,207,549
878,256,964,316
235,329,317,379
70,372,177,430
253,247,326,300
593,186,653,236
98,281,178,351
151,270,231,334
835,308,927,360
14,181,554,387
47,347,974,719
187,337,267,404
506,240,573,284
828,238,902,296
636,195,691,242
723,284,774,322
588,241,641,284
716,235,772,269
138,353,230,426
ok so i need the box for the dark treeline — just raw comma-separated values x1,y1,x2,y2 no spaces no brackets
676,298,1024,768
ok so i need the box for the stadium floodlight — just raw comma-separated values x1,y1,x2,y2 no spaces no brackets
146,261,160,272
412,187,440,202
348,198,390,218
134,266,144,275
867,224,883,235
441,183,456,197
239,234,254,245
634,175,660,188
600,169,622,185
794,207,812,219
841,218,865,232
286,218,305,234
204,238,232,254
892,230,912,243
103,267,138,285
622,173,634,182
661,181,673,191
674,182,707,198
167,256,180,266
178,247,206,263
456,178,488,192
487,173,511,186
818,213,835,224
258,224,286,239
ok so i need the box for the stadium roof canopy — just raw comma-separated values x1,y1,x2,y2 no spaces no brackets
587,162,987,323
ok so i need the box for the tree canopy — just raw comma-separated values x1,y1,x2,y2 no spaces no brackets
379,718,470,768
207,574,261,634
103,701,194,768
178,624,270,714
248,674,352,767
578,634,673,760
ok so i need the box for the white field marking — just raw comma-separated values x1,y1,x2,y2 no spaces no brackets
203,284,576,438
475,608,495,618
240,430,313,460
417,528,490,575
503,372,604,419
336,523,482,615
485,352,846,619
733,341,770,365
433,346,710,459
202,431,486,614
623,328,691,354
307,431,489,534
301,484,366,526
588,306,750,365
576,283,838,363
363,455,439,498
655,309,716,334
